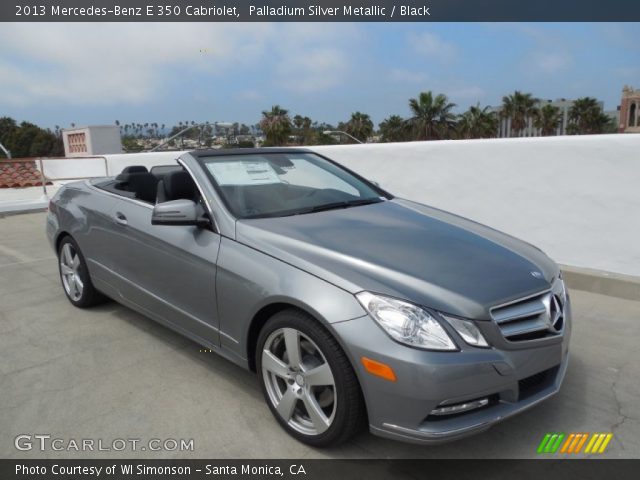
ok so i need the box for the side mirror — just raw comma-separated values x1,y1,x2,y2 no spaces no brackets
152,199,199,226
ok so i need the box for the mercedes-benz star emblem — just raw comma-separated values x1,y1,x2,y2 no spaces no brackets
531,271,543,279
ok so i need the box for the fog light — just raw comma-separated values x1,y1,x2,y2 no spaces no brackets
430,398,489,416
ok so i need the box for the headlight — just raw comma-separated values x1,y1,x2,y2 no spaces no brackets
356,292,457,351
441,315,489,348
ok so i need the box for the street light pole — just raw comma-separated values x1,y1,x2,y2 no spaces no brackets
149,123,211,152
0,141,11,159
322,130,364,144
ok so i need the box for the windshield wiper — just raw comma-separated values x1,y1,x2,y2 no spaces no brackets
241,198,384,219
303,197,384,214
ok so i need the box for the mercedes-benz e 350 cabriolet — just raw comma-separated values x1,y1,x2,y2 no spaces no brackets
47,148,571,446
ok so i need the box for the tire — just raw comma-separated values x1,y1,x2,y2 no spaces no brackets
256,309,366,447
57,236,105,308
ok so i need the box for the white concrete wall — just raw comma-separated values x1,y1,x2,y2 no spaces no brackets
312,134,640,277
40,151,185,179
30,136,640,277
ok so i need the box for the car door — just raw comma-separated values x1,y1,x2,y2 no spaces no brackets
107,194,221,346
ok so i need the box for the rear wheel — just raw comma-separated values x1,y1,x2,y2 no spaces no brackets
256,309,365,447
58,236,105,308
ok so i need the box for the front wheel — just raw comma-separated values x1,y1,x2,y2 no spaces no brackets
256,309,366,447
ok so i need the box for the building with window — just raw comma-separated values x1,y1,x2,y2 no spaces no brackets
491,98,607,138
619,86,640,133
62,125,123,157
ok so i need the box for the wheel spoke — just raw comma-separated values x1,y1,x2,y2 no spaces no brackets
304,362,334,387
60,264,73,275
62,245,73,266
72,254,80,270
302,391,330,434
283,328,302,368
74,274,84,292
276,389,298,421
69,276,78,297
262,350,290,379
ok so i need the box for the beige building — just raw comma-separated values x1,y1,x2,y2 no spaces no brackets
619,86,640,133
492,98,605,138
62,125,123,157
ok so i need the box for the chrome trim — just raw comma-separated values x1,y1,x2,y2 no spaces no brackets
489,287,551,312
490,278,566,342
430,398,490,416
86,180,153,210
177,158,220,234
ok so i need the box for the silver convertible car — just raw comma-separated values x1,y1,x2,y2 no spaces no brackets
46,148,571,446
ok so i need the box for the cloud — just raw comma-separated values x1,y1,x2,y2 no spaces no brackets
448,85,485,101
0,23,360,105
389,68,428,84
407,32,457,61
234,89,264,101
275,48,348,93
270,23,360,94
529,50,572,74
505,25,573,76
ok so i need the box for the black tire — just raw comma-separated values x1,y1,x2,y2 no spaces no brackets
256,309,366,447
57,236,106,308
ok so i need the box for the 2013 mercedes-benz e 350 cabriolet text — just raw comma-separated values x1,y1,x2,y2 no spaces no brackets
46,149,571,446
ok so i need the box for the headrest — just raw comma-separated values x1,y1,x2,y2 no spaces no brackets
127,173,158,203
122,165,148,174
115,165,149,182
163,171,196,201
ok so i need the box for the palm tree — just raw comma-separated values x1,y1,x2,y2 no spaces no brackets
408,91,457,140
345,112,374,143
260,105,292,146
379,115,410,142
534,104,562,136
457,104,499,139
500,91,539,137
567,97,610,135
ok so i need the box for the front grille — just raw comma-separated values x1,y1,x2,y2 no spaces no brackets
490,279,566,342
518,366,558,400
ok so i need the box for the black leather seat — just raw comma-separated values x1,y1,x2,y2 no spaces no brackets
115,166,158,204
157,171,197,203
127,173,159,203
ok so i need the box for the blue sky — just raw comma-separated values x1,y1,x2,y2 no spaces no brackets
0,22,637,129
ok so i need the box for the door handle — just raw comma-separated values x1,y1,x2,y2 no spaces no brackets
114,212,128,226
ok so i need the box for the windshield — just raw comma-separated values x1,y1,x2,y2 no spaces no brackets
199,152,387,219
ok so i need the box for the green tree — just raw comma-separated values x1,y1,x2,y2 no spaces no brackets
259,105,292,146
534,104,562,136
378,115,410,142
457,104,499,139
567,97,610,135
345,112,374,143
500,91,539,137
0,118,62,157
408,91,457,140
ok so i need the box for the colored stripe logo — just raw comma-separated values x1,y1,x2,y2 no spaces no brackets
537,433,613,454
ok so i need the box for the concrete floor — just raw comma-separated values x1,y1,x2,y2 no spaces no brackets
1,212,639,459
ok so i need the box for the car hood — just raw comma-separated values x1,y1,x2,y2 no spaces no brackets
235,198,559,320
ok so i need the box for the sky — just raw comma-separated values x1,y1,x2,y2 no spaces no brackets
0,22,638,129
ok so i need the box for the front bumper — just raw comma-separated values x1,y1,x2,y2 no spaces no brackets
333,297,572,444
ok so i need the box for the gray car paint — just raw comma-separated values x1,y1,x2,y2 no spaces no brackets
47,148,571,444
235,197,559,320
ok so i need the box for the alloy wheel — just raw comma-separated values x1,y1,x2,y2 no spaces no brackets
60,243,84,301
261,327,337,436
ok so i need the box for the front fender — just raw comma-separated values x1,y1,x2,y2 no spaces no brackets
216,237,366,359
